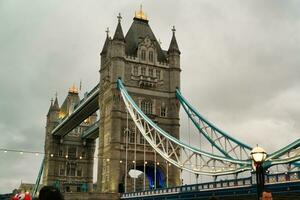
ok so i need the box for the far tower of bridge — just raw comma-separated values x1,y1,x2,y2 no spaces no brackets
98,8,181,193
43,86,97,192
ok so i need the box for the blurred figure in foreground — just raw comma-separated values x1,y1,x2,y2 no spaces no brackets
38,186,64,200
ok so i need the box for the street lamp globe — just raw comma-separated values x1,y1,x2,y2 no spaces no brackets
251,146,267,163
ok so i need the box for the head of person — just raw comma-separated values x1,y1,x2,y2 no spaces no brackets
261,190,273,200
38,186,64,200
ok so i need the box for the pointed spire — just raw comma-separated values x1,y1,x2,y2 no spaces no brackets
52,93,60,111
168,26,180,54
47,98,54,116
101,27,110,55
113,13,125,41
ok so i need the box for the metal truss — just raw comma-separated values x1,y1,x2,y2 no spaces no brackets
265,139,300,168
118,79,252,176
176,90,252,161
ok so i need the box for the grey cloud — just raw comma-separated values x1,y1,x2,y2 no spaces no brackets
1,0,299,193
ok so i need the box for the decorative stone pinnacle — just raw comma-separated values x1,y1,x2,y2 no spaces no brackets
105,27,109,36
117,13,122,23
172,26,176,34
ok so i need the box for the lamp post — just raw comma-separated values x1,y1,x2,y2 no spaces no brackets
251,146,267,200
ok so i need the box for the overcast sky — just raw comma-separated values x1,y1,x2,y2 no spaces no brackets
0,0,300,193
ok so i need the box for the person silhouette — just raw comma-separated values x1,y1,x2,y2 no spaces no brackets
38,186,64,200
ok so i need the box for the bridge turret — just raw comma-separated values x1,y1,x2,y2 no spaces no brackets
100,28,112,68
168,26,181,91
110,13,126,81
47,96,60,125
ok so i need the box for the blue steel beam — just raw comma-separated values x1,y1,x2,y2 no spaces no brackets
176,89,252,162
117,79,251,169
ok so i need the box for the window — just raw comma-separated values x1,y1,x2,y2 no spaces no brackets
133,66,138,75
140,133,145,144
77,168,82,177
141,67,146,76
141,50,146,61
141,101,152,115
149,68,153,77
129,130,135,143
68,146,77,159
67,163,76,176
161,107,167,117
149,51,154,62
156,70,161,79
59,167,65,176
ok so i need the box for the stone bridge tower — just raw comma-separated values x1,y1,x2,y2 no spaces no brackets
98,9,181,193
43,87,97,193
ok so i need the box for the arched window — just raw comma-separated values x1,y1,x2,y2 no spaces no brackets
149,68,153,77
141,100,152,115
141,67,146,76
160,107,167,117
149,51,154,62
156,70,161,79
133,66,138,75
141,50,146,61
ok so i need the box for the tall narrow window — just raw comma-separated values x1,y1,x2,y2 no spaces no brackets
139,132,145,144
59,166,65,176
160,107,167,117
149,68,153,77
141,100,152,115
156,70,161,79
141,67,146,76
133,66,138,75
141,50,146,61
129,130,135,143
77,168,82,177
68,146,77,159
149,51,154,62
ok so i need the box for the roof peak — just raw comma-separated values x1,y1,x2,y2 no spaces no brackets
168,26,180,54
113,13,125,41
134,5,148,21
69,84,79,94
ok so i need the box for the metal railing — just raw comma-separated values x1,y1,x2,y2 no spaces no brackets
121,170,300,198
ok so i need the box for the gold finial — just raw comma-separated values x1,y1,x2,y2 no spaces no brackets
69,84,78,94
135,5,148,20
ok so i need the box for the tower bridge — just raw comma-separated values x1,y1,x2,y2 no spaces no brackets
38,8,300,200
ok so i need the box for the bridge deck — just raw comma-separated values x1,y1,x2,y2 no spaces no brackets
52,85,99,137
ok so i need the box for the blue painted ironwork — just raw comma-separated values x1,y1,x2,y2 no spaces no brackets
31,157,45,197
265,139,300,167
117,79,252,176
176,89,252,160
